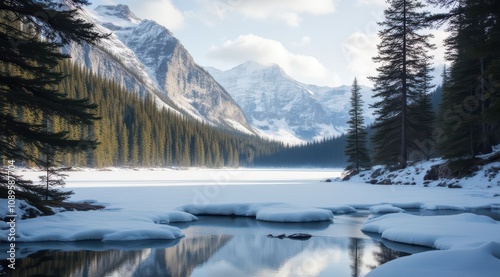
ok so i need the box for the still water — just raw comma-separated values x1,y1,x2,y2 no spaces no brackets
3,213,421,277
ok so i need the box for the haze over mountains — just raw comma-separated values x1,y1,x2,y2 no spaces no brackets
67,4,375,144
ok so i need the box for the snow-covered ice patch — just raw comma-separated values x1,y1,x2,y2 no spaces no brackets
256,204,333,222
362,213,500,276
421,203,467,211
150,210,198,224
369,204,404,214
0,210,194,242
367,241,500,277
177,203,334,223
321,205,357,214
362,213,500,250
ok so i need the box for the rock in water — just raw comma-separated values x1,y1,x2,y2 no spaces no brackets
287,233,312,240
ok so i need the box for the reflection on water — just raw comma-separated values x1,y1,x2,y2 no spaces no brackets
2,233,409,277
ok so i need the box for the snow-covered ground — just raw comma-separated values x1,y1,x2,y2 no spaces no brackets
1,167,500,276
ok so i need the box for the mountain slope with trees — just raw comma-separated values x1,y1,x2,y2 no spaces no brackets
52,60,283,168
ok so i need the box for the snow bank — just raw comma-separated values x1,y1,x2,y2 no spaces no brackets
362,213,500,250
0,210,195,242
177,203,334,223
0,199,41,220
348,155,500,189
321,205,357,214
256,204,333,222
367,241,500,277
369,204,404,214
363,213,500,277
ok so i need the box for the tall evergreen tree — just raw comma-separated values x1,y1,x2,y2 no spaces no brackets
0,0,104,199
345,78,371,173
409,59,436,161
428,0,500,168
370,0,435,168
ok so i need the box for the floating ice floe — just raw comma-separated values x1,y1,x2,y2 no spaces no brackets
0,210,196,242
321,205,357,214
369,204,405,214
362,213,500,277
177,203,334,223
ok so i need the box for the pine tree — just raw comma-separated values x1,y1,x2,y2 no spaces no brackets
428,0,500,169
38,145,72,201
0,1,105,201
428,0,500,174
370,0,435,168
409,59,436,161
345,78,371,173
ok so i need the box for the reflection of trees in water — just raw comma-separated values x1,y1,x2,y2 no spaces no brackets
348,238,365,277
7,249,148,277
368,242,410,270
6,235,231,277
136,235,232,277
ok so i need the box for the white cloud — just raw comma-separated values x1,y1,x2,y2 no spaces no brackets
356,0,387,6
299,36,311,47
341,32,380,86
196,0,336,26
208,34,341,86
142,0,184,30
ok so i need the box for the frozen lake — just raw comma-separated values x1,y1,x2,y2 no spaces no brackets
4,168,500,276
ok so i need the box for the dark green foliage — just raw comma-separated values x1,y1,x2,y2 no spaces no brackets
45,60,283,168
429,0,500,169
408,60,436,161
344,78,371,172
370,0,435,168
253,136,347,167
0,1,103,203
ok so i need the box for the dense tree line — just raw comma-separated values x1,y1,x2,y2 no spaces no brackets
253,135,347,167
430,0,500,171
29,60,283,168
365,0,499,174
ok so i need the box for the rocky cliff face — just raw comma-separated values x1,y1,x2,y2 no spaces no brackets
65,4,253,134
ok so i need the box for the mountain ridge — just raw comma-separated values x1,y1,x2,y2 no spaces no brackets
206,61,376,144
64,4,254,135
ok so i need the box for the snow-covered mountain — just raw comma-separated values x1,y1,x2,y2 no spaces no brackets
64,4,253,134
206,62,376,144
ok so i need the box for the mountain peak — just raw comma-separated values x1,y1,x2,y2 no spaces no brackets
232,61,288,78
95,4,141,25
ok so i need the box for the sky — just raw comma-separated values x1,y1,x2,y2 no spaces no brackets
88,0,447,87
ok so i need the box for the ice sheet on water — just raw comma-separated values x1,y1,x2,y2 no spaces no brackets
177,203,334,223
